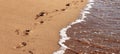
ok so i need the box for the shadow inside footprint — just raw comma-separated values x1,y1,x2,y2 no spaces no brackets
28,51,34,54
35,12,48,20
81,0,83,2
40,21,44,24
21,42,27,46
23,29,31,36
66,3,70,6
61,9,66,11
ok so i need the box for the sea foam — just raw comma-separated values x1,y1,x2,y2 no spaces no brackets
53,0,95,54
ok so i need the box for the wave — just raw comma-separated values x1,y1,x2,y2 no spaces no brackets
53,0,95,54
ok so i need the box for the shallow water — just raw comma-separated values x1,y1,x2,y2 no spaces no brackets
65,0,120,54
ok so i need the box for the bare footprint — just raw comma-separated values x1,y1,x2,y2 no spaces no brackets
35,11,48,20
23,29,31,36
66,3,70,6
15,29,31,36
39,21,44,24
14,42,27,49
15,29,20,35
28,50,34,54
81,0,84,2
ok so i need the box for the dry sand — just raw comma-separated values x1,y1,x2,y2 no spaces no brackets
0,0,87,54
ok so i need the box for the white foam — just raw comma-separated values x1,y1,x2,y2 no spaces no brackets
88,0,95,3
53,0,95,54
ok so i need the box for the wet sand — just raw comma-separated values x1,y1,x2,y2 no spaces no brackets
65,0,120,54
0,0,87,54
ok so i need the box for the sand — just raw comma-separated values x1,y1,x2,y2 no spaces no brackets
0,0,87,54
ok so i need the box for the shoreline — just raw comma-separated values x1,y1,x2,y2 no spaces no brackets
53,0,95,54
62,0,120,54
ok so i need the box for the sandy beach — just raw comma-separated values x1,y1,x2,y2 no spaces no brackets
0,0,87,54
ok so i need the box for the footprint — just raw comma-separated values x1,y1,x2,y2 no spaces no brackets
66,3,70,6
35,11,48,20
39,21,44,24
22,29,31,36
21,49,34,54
14,42,27,49
55,9,59,12
81,0,84,2
61,8,66,11
21,42,27,46
28,50,34,54
15,29,31,36
15,29,20,35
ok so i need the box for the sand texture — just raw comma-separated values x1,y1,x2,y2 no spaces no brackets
0,0,87,54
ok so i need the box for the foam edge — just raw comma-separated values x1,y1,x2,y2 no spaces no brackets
53,0,95,54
